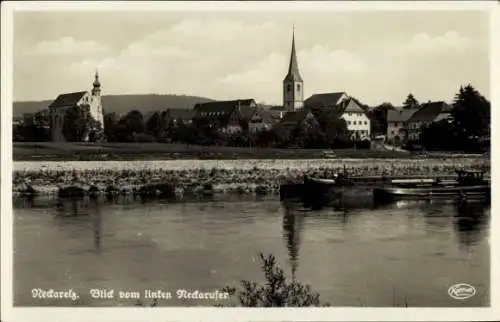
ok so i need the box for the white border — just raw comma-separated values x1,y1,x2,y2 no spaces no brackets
1,1,499,321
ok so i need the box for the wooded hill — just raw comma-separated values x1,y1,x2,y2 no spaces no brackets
13,94,215,117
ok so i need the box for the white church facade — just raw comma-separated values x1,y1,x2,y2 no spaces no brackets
49,72,104,142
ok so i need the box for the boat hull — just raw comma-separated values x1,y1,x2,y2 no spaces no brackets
373,184,490,204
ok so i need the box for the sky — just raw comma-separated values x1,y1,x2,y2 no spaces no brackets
13,9,490,106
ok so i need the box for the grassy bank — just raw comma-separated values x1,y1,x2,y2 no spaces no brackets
13,142,485,161
13,157,489,196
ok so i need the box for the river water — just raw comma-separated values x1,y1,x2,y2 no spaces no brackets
13,193,490,307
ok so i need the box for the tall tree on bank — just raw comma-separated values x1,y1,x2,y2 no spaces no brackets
145,111,162,137
120,110,145,134
402,94,419,109
368,102,394,135
62,104,100,142
451,84,490,141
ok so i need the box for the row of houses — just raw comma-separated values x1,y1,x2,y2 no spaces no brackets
120,91,372,139
386,101,452,144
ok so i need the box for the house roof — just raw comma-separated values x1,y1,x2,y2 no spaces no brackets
387,108,418,123
304,92,347,108
408,101,451,123
279,109,311,125
254,109,274,122
194,99,255,114
343,98,366,113
166,108,196,121
49,91,87,108
240,106,257,120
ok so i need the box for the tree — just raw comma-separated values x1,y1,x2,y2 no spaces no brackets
402,94,419,109
451,84,490,142
368,102,394,135
62,104,96,142
311,107,349,148
145,111,162,137
120,110,145,134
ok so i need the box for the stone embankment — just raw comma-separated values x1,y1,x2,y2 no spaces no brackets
13,158,489,197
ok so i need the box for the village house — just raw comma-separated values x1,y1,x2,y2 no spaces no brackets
277,108,318,133
303,92,371,140
192,99,257,133
48,72,104,142
386,108,418,145
248,108,274,132
407,101,452,141
162,108,196,125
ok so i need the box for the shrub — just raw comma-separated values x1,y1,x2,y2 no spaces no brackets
221,253,328,307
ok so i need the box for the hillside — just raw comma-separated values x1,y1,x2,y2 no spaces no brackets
13,94,215,117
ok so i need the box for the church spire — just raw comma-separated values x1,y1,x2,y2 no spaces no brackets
93,69,101,88
284,26,303,82
92,69,101,96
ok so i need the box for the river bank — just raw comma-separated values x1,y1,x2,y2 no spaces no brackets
13,157,489,196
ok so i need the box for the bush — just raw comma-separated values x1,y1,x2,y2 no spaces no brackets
221,253,328,307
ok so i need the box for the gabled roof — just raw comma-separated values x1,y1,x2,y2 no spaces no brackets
343,98,366,113
166,108,196,121
279,109,311,125
304,92,347,108
240,106,257,120
387,108,418,123
254,109,274,122
408,101,451,123
49,91,87,108
193,99,255,114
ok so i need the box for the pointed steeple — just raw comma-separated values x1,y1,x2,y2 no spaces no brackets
93,69,101,88
284,27,303,83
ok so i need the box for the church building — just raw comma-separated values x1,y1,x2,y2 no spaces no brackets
49,72,104,142
283,29,304,112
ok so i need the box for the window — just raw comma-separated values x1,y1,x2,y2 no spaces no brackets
391,130,394,135
297,84,301,91
287,84,292,92
364,121,367,125
353,121,357,125
348,121,351,125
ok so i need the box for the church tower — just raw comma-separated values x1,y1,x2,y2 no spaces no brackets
283,28,304,111
90,70,104,127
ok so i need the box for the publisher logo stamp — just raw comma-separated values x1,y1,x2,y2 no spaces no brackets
448,283,476,300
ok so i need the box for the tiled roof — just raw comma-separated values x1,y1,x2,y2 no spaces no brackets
387,108,418,123
408,101,451,123
280,109,310,125
343,98,366,113
166,108,196,121
255,109,274,122
193,99,255,114
304,92,347,108
49,91,87,108
240,106,257,120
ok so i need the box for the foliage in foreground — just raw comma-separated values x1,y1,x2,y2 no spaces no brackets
221,253,328,307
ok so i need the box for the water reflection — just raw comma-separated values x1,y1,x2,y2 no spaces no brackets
454,202,489,247
282,203,304,277
13,194,490,307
